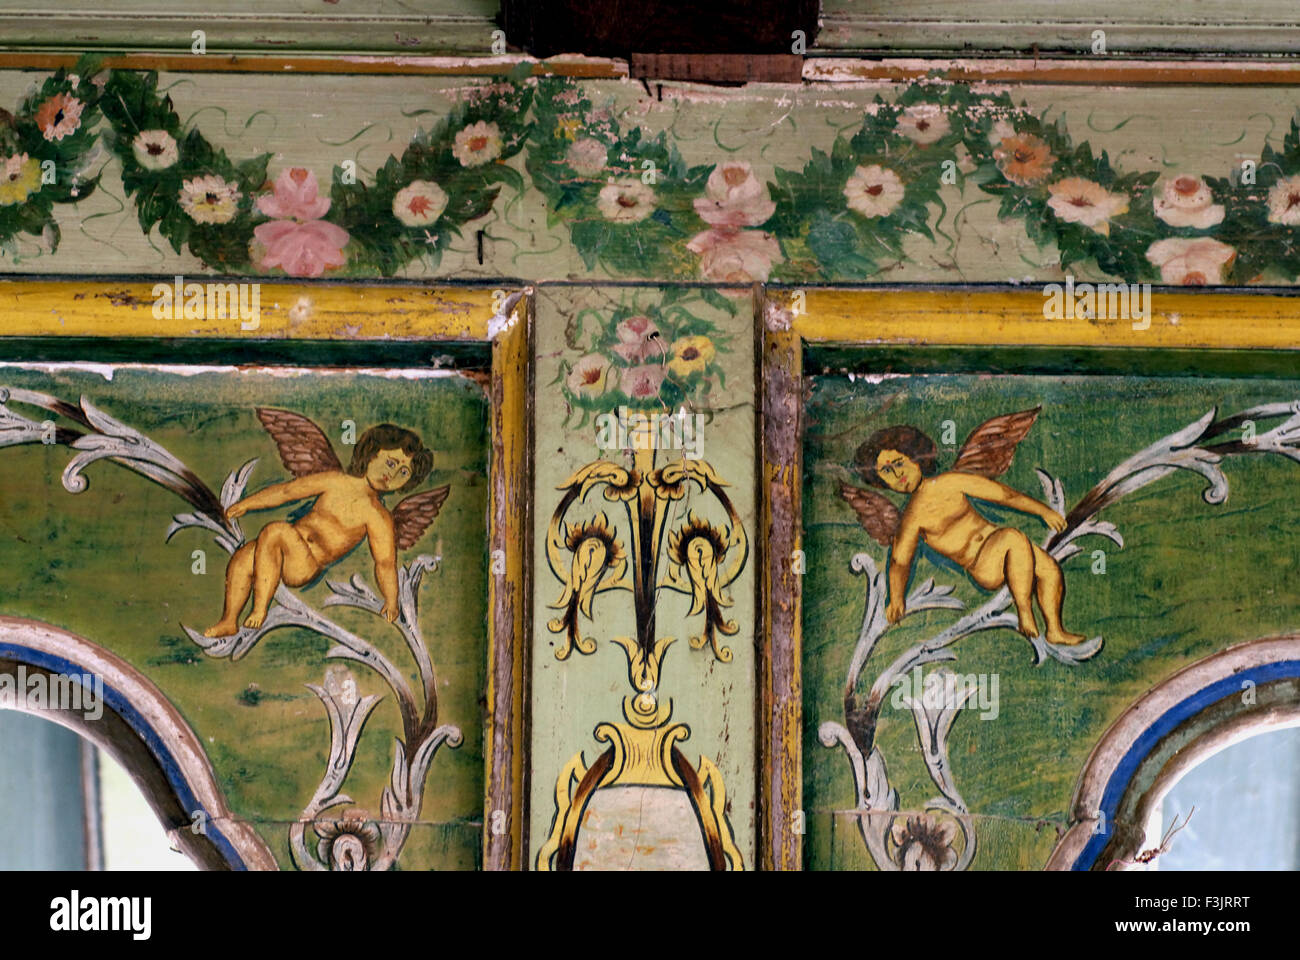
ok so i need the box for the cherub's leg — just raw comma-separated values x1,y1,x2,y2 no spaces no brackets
1032,544,1086,645
204,542,255,637
246,522,318,629
972,529,1039,638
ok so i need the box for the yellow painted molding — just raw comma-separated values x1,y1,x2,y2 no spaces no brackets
0,280,494,340
775,288,1300,351
484,291,532,870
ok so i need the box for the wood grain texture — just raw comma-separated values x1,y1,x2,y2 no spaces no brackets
760,294,802,871
817,0,1300,55
0,1,501,56
484,292,531,870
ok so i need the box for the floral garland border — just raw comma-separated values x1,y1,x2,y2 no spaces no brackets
2,61,1299,285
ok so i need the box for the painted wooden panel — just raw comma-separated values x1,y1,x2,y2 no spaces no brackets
0,359,491,869
528,284,755,870
800,348,1300,870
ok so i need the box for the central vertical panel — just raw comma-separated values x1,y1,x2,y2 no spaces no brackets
529,284,756,870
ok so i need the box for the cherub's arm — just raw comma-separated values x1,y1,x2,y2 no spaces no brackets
953,473,1066,531
227,473,332,518
367,509,401,623
886,510,922,624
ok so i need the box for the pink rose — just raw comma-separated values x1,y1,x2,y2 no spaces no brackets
621,364,666,400
257,168,331,221
613,315,664,363
254,220,350,278
253,167,349,277
693,161,775,228
686,227,782,283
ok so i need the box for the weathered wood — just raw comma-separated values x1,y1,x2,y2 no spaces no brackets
502,0,818,58
818,0,1300,55
760,290,803,871
0,1,500,56
485,290,532,870
630,53,802,84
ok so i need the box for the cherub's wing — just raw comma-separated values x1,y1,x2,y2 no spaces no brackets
392,485,451,551
255,408,343,477
951,407,1042,478
838,482,901,548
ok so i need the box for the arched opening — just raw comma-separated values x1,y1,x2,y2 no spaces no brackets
0,710,197,870
0,616,276,871
1047,635,1300,871
1138,726,1300,870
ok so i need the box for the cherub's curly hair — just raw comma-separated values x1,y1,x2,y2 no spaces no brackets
853,425,938,489
347,424,433,495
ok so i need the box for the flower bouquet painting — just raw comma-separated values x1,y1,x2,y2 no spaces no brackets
554,292,733,431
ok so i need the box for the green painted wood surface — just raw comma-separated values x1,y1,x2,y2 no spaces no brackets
818,1,1300,54
528,284,756,869
0,2,500,55
802,366,1300,869
0,363,490,869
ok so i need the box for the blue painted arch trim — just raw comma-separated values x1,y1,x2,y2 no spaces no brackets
1071,658,1300,870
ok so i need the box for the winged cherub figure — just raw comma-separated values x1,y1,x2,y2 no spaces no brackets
203,409,450,638
838,407,1085,646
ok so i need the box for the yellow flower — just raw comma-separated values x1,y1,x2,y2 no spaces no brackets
668,336,715,378
556,115,582,141
0,154,41,206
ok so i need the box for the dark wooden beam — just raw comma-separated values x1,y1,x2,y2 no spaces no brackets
501,0,819,61
629,53,803,84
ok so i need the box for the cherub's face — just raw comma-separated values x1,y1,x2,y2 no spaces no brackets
876,448,922,493
366,448,414,492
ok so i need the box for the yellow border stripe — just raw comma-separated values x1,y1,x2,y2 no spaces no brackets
783,289,1300,351
0,281,493,340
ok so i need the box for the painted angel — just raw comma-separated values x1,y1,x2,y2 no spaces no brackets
204,409,450,638
838,406,1085,645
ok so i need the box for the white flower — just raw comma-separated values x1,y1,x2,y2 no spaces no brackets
1266,174,1300,226
988,119,1017,144
1146,238,1236,285
596,178,656,223
693,160,775,228
895,105,950,145
392,179,448,227
844,165,905,219
1153,175,1224,229
566,354,609,395
1047,177,1130,235
452,121,503,167
131,130,179,171
178,174,241,225
565,137,607,176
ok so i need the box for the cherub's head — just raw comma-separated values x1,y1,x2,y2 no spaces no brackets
854,425,937,493
348,424,433,495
